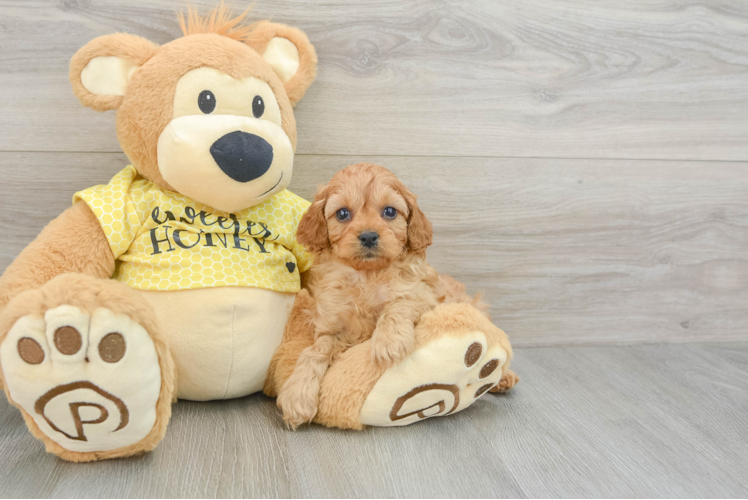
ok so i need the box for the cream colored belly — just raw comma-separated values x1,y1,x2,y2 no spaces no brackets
138,287,295,401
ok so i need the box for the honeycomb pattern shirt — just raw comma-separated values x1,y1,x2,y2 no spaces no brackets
74,165,312,292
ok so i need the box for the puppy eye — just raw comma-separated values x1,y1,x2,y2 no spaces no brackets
198,90,216,114
252,95,265,118
335,208,351,221
382,206,397,219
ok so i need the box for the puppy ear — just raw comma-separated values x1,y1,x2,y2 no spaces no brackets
395,181,433,251
407,201,434,251
296,185,331,254
70,33,158,112
247,21,318,106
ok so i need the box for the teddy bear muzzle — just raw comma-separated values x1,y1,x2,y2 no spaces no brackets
156,114,294,213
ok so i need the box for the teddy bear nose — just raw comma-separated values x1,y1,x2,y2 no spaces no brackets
210,131,274,183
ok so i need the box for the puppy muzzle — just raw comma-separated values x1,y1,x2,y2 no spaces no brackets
358,231,379,249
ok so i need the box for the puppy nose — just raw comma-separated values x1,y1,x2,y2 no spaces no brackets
210,131,274,183
359,231,379,248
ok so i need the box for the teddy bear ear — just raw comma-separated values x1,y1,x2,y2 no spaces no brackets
69,33,159,112
247,21,318,106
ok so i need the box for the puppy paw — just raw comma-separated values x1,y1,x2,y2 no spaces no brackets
490,369,520,393
277,386,318,430
371,323,415,368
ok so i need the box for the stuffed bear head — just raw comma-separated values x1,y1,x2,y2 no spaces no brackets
69,5,317,213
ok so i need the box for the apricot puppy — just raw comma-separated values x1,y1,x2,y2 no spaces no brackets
276,163,501,428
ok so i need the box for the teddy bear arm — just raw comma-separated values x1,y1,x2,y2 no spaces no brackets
0,201,115,308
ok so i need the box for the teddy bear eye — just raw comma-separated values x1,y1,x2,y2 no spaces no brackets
252,95,264,118
382,206,397,219
335,208,350,221
198,90,216,114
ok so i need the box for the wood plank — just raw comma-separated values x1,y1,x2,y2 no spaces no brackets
485,342,748,498
1,0,748,160
1,152,747,347
0,342,746,497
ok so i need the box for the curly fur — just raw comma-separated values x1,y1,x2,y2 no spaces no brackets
276,164,488,428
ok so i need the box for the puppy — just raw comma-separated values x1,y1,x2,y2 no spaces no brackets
276,163,497,428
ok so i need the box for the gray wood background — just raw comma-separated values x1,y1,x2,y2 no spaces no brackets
0,2,748,497
1,0,747,347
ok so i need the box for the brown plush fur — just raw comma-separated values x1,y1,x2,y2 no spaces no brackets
68,33,159,113
246,21,318,106
275,164,505,428
68,9,316,192
0,202,114,308
176,4,318,106
0,4,318,460
0,273,176,462
178,3,257,41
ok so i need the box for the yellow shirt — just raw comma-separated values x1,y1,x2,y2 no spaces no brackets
74,165,312,293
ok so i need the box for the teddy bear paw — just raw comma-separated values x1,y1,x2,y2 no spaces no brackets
0,305,162,454
359,329,509,427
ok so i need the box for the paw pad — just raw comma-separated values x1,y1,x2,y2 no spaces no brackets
479,359,499,379
474,383,493,398
17,337,44,365
360,330,509,427
19,327,127,365
464,342,482,366
98,332,126,363
54,326,82,355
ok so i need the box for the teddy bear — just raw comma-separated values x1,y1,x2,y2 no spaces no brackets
0,5,516,462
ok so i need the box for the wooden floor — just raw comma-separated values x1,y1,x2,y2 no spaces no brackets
0,342,745,498
1,1,748,498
